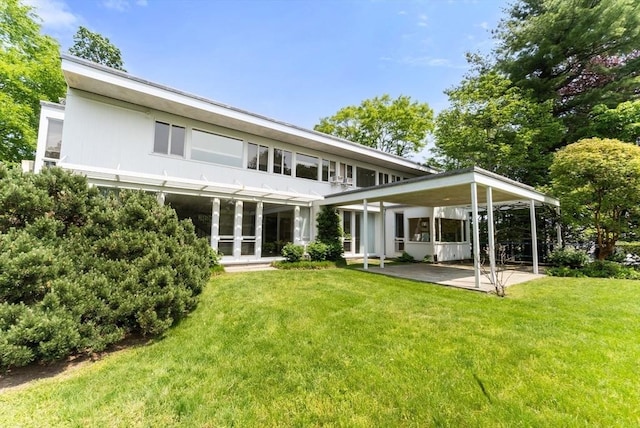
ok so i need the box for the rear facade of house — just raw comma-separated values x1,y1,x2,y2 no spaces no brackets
33,55,472,265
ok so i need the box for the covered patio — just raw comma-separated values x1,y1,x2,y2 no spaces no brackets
321,167,560,290
360,263,544,292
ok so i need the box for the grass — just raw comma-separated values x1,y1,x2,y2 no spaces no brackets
1,270,639,426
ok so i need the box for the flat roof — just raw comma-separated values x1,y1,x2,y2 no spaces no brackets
60,54,437,177
321,166,560,207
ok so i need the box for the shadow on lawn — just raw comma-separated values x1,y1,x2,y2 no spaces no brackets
0,336,153,393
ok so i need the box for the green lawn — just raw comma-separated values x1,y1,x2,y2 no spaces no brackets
1,270,639,427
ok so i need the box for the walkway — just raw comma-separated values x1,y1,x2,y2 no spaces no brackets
361,263,544,292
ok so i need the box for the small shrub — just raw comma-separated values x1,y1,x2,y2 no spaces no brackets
282,242,304,262
548,248,589,269
581,260,621,278
546,266,584,277
307,241,329,261
396,251,415,263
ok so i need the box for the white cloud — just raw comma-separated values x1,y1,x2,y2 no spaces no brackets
398,10,407,15
479,21,489,30
417,13,428,27
24,0,79,31
395,56,467,69
102,0,148,11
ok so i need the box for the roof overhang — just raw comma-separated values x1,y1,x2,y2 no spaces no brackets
320,167,560,208
60,54,436,177
58,163,323,205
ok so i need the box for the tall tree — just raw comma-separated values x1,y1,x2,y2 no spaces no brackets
0,0,66,162
587,100,640,144
494,0,640,143
314,94,434,157
550,138,640,260
432,71,563,186
68,26,126,71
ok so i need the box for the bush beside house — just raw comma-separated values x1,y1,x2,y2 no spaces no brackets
0,166,213,369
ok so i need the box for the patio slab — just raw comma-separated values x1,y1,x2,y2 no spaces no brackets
360,263,544,292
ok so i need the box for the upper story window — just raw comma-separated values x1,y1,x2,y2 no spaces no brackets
44,118,64,159
379,173,390,185
154,121,185,157
190,129,243,167
296,153,319,181
322,159,330,182
356,167,376,188
248,143,268,172
274,148,292,175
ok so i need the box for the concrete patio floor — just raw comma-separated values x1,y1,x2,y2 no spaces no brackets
359,263,545,292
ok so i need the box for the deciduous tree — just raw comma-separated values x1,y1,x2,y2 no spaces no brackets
549,138,640,260
587,100,640,144
0,0,66,162
315,94,434,157
432,71,563,186
68,26,126,71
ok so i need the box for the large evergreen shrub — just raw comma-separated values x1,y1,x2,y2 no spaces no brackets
0,166,212,369
315,206,344,261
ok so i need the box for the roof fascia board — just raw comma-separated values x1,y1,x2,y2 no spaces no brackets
473,172,559,206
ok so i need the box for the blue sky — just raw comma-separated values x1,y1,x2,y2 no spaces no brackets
27,0,507,160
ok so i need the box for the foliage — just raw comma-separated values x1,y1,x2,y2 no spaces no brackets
271,260,340,270
547,248,589,269
314,94,434,157
0,0,66,162
306,241,328,262
2,272,640,425
545,266,585,277
550,138,640,260
433,71,563,186
494,0,640,143
68,26,126,71
315,206,344,261
281,242,304,263
588,100,640,144
0,167,211,369
617,242,640,257
396,251,415,263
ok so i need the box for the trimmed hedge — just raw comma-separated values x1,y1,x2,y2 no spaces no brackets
0,166,213,369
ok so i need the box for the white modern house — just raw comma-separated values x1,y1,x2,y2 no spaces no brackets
34,55,559,288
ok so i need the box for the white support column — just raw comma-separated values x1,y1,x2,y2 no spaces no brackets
363,199,369,270
211,198,220,250
255,201,263,258
380,201,385,269
234,200,243,259
294,205,301,245
556,206,562,249
471,183,481,289
156,192,166,206
530,199,539,274
486,187,497,286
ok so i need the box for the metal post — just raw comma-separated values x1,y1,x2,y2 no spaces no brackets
486,187,496,285
471,183,481,288
380,201,385,269
363,199,368,270
530,199,539,274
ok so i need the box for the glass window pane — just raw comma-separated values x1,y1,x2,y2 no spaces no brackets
322,159,329,181
274,149,282,174
191,129,243,167
218,241,234,257
356,167,376,187
247,143,258,169
441,219,463,242
45,119,63,159
296,153,318,180
219,200,236,236
283,150,292,175
242,202,256,236
395,213,404,238
153,121,170,154
409,217,430,242
258,145,268,172
170,125,185,156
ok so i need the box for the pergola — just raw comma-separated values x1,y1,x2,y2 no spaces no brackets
320,167,560,289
